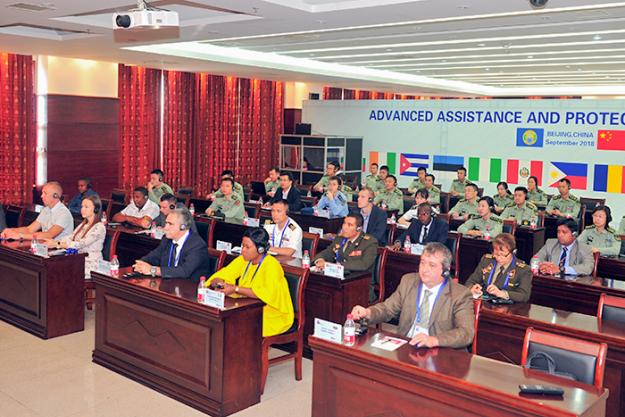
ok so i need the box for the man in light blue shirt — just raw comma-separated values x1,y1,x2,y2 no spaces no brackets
317,176,348,218
536,218,594,276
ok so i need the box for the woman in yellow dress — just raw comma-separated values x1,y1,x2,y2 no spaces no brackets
207,228,294,337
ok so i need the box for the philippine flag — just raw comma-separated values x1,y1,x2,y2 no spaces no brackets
548,162,588,190
399,153,429,177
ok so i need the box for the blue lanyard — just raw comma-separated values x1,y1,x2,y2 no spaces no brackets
335,238,347,262
485,256,516,289
415,279,448,324
167,233,190,267
272,220,290,248
240,254,267,285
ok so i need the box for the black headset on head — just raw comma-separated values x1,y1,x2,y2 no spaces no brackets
479,196,496,213
244,228,270,254
594,205,612,225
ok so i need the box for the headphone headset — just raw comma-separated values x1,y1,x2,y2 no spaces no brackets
180,223,187,231
246,228,270,254
368,197,374,203
169,204,176,210
595,206,612,224
53,193,59,199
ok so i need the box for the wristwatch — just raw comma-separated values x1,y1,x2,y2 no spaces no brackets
150,266,157,277
235,286,240,294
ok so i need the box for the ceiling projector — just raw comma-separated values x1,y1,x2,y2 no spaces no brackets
113,9,179,29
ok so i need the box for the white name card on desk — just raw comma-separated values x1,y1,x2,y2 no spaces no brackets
243,217,260,227
33,244,48,258
314,318,342,344
324,262,345,279
309,227,324,237
316,209,330,219
410,243,424,255
97,260,111,275
200,288,225,309
216,240,232,254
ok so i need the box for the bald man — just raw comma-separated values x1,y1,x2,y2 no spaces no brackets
1,181,74,240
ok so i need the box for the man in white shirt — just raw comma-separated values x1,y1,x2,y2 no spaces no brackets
113,186,160,228
1,181,74,240
264,199,303,258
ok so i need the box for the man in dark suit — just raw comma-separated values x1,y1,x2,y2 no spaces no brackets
355,187,387,245
132,207,210,280
270,171,302,212
393,203,448,249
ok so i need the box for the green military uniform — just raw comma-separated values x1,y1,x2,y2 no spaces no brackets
501,201,538,225
464,254,532,303
578,226,621,257
365,174,384,192
450,178,470,195
618,217,625,235
527,188,548,206
207,194,245,220
374,187,404,214
493,194,513,210
341,184,355,202
314,233,378,272
407,178,427,194
546,194,581,218
148,183,174,203
425,186,441,205
314,175,331,191
264,180,280,194
457,214,503,237
214,181,245,200
449,198,478,217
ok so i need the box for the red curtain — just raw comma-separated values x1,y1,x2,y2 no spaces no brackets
238,78,284,184
343,89,356,100
118,64,161,192
357,90,371,100
163,70,195,190
192,74,239,195
323,86,343,100
0,53,35,204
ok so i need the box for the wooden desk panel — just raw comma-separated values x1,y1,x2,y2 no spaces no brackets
311,331,607,417
477,302,625,417
0,241,85,338
598,256,625,281
92,271,263,417
288,213,343,235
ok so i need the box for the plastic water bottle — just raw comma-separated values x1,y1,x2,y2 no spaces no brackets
197,276,206,303
404,236,411,253
381,200,387,210
31,237,39,254
343,314,356,347
302,250,310,268
150,221,157,238
189,203,195,216
110,255,120,278
530,256,539,275
483,225,491,241
390,213,396,224
313,206,319,216
101,212,107,226
307,190,312,198
530,215,537,229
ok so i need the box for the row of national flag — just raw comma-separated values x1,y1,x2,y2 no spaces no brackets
366,151,625,194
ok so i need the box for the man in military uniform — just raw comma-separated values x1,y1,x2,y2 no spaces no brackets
313,161,340,193
314,213,378,272
449,183,479,220
375,165,390,193
449,167,470,197
457,196,503,237
211,170,245,201
263,167,281,197
374,175,404,214
501,186,538,225
464,233,532,303
147,169,174,204
206,178,245,220
619,216,625,235
546,178,580,218
577,206,621,257
423,174,440,205
365,162,384,191
263,199,303,258
407,167,428,195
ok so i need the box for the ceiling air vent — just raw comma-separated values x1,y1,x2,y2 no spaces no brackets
7,3,56,12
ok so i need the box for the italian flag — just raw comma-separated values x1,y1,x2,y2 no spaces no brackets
369,151,397,174
507,160,543,185
468,157,503,183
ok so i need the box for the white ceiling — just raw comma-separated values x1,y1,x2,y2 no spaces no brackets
2,0,625,95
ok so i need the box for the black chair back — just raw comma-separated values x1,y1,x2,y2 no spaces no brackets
5,205,24,228
102,230,120,261
527,342,598,386
403,197,414,214
244,203,260,219
111,189,126,204
206,248,226,276
189,198,211,214
603,305,625,323
302,231,320,258
110,202,126,219
195,220,211,243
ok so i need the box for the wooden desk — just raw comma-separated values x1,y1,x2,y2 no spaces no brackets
531,274,625,316
477,302,625,417
597,256,625,281
92,269,264,417
111,225,160,267
0,240,85,338
288,213,344,235
310,330,607,417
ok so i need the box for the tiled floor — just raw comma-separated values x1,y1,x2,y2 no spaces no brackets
0,310,312,417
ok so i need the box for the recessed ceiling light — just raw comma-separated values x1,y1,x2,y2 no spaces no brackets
528,55,534,59
478,43,486,47
385,48,393,52
485,68,490,71
594,35,602,41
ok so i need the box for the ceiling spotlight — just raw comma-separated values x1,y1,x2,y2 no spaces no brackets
593,35,602,41
529,0,548,8
527,55,534,59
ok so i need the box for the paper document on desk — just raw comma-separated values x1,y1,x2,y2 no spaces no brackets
370,335,408,351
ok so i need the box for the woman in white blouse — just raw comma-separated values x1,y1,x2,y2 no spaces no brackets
44,195,106,278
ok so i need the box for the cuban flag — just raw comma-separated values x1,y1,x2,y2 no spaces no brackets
399,153,429,177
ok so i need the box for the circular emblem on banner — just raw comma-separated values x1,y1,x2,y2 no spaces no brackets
519,167,530,179
522,130,538,145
